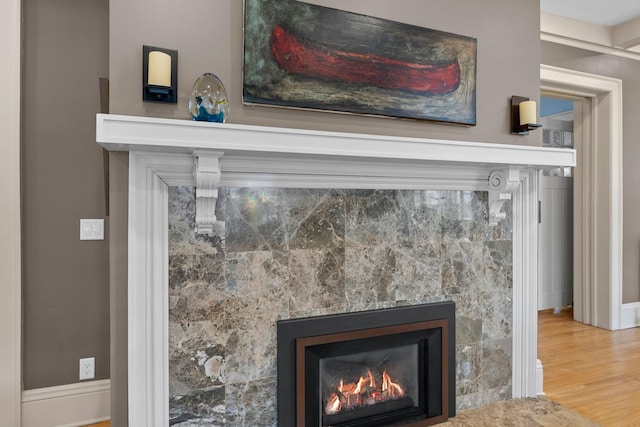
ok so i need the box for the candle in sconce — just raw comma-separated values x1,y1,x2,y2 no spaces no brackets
519,100,537,125
148,51,172,87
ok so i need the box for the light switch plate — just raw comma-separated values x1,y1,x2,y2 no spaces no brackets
80,219,104,240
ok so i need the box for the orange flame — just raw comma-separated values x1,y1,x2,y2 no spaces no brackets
382,370,405,397
367,369,376,389
324,369,405,415
353,375,369,394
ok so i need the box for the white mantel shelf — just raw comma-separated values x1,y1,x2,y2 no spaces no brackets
97,113,575,169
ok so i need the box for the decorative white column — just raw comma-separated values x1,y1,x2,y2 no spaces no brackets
511,169,540,398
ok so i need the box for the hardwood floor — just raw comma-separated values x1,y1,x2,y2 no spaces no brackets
82,422,109,427
538,307,640,426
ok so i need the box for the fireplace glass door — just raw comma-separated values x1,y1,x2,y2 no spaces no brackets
319,343,421,425
300,323,445,427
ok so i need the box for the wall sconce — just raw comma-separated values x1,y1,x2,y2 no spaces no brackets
511,96,542,135
142,45,177,103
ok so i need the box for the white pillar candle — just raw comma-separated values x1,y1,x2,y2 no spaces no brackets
148,51,171,87
519,100,537,125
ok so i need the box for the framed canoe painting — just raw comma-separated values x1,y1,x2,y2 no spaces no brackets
243,0,477,125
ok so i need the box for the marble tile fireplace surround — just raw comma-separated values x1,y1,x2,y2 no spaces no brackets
96,114,575,426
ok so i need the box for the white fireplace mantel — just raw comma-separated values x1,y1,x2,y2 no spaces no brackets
96,114,575,426
97,114,575,232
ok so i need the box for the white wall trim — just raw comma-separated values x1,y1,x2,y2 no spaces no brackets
128,153,184,427
540,65,625,330
0,0,22,425
621,302,640,329
512,169,539,398
541,12,640,61
536,359,545,396
21,380,110,427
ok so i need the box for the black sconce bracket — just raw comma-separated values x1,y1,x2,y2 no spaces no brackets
511,96,542,135
142,45,178,104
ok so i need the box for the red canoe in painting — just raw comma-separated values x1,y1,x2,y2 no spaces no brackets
270,25,461,94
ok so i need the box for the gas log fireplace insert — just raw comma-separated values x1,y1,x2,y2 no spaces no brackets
277,302,456,426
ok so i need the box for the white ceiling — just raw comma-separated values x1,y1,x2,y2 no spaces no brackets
540,0,640,26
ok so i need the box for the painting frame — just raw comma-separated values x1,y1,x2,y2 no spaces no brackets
243,0,477,125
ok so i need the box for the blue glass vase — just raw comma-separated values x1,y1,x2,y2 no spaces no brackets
188,73,229,123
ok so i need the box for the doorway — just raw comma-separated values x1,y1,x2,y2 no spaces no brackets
539,64,623,330
538,95,575,313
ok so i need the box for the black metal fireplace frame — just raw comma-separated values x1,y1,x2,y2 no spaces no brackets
277,302,456,427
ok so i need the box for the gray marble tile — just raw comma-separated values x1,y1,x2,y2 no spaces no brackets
167,186,515,421
224,188,288,252
169,321,229,393
222,251,290,384
169,254,226,290
169,254,227,325
170,386,225,426
481,290,513,341
441,241,486,295
396,190,442,245
288,248,346,317
456,315,483,347
285,188,345,250
456,342,482,396
394,243,442,303
345,189,399,247
344,246,396,309
224,323,277,384
441,191,489,242
484,240,513,291
225,377,277,427
481,338,512,390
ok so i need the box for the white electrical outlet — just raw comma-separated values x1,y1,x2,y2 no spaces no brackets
79,357,95,380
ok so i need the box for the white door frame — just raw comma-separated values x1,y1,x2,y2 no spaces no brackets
540,64,623,330
0,0,22,425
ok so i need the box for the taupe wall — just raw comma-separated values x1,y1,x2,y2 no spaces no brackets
110,0,541,146
22,0,110,389
541,41,640,303
108,152,129,427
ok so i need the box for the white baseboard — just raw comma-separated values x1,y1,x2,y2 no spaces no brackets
621,302,640,329
22,379,110,427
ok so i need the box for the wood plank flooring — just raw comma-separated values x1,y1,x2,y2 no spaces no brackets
538,307,640,426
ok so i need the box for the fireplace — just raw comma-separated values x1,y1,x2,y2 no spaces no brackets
95,114,575,425
277,302,456,426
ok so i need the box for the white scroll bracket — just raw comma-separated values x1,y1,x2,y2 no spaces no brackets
193,151,224,235
488,167,521,226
